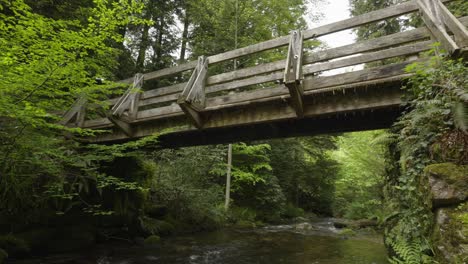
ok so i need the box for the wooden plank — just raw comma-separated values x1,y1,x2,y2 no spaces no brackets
137,104,183,122
142,82,186,99
119,61,197,84
207,71,283,94
417,0,459,54
303,40,433,74
436,0,468,47
205,75,409,112
304,74,410,95
206,86,287,109
303,59,421,90
107,115,133,137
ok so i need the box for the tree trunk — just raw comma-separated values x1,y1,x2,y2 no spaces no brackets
179,11,190,63
136,23,150,72
225,144,232,210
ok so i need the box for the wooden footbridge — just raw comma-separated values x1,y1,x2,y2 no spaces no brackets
61,0,468,147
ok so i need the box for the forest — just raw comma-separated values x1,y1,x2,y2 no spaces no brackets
0,0,467,263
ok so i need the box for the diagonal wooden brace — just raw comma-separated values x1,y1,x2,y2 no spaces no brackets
177,56,208,128
111,73,144,119
108,73,144,136
417,0,468,56
60,96,87,127
284,30,304,118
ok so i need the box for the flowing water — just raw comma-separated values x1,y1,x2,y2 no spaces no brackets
9,219,389,264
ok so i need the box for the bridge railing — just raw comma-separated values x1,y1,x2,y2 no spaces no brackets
62,0,468,139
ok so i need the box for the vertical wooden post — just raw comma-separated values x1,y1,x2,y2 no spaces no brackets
177,56,208,128
284,30,305,117
225,143,232,211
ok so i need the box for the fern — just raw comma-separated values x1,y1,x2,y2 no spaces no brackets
388,239,435,264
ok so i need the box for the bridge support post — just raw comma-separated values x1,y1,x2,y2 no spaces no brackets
417,0,468,57
284,30,305,118
108,73,144,136
177,56,208,129
59,96,87,127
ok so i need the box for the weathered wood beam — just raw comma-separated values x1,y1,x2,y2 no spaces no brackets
107,73,144,136
112,73,143,118
177,56,208,128
435,0,468,52
284,30,305,117
59,96,87,127
417,0,459,54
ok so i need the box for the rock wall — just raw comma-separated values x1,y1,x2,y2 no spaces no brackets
426,163,468,263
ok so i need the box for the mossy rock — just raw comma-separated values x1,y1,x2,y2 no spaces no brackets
339,228,357,237
0,234,30,256
0,248,8,264
433,202,468,263
144,235,160,245
234,220,256,229
139,216,175,236
425,163,468,207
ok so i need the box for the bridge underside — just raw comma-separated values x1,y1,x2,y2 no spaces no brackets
156,107,401,148
89,80,404,147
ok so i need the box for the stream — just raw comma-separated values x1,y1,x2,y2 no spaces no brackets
9,218,389,264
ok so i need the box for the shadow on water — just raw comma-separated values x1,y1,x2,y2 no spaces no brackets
9,219,388,264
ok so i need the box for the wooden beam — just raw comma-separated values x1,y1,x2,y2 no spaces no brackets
107,114,133,137
417,0,459,54
59,96,87,126
112,73,144,118
284,30,305,117
435,0,468,48
177,56,208,128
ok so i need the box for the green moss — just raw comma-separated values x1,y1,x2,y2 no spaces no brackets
339,228,357,237
425,163,468,185
0,248,7,264
234,220,256,228
139,216,175,236
433,202,468,262
144,235,160,245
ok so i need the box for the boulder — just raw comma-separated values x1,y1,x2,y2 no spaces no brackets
432,203,468,263
144,235,160,245
0,248,7,264
425,163,468,208
0,234,30,256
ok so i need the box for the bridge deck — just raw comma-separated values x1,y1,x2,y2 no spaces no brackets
61,0,468,146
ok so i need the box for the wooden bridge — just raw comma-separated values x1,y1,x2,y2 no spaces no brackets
61,0,468,147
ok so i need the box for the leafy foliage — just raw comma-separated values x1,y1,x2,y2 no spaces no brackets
384,48,467,262
332,131,387,220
